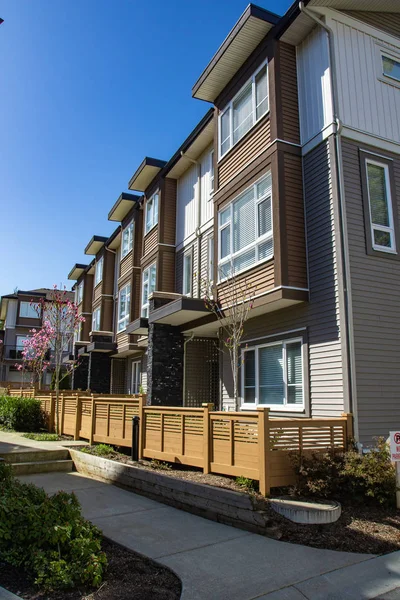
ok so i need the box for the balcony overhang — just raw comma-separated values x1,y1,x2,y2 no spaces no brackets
108,192,141,222
126,317,149,336
78,345,89,357
149,296,211,327
86,341,117,353
128,157,167,193
192,4,279,102
68,263,88,281
111,343,142,358
84,235,108,256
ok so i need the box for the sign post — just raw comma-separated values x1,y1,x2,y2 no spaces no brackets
389,431,400,509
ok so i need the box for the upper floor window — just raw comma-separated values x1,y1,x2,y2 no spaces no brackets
141,263,157,318
121,222,134,259
145,193,159,234
242,337,304,410
92,307,101,331
183,250,193,296
117,283,131,332
76,281,84,305
219,62,268,159
19,301,40,319
95,256,103,286
218,172,273,281
382,53,400,83
365,159,396,253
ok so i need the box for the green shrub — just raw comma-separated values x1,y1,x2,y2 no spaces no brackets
80,444,115,457
0,395,46,432
0,470,107,591
290,438,397,507
235,476,258,492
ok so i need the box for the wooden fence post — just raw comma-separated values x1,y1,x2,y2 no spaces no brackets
49,393,55,433
257,406,270,496
89,394,95,445
202,403,213,474
74,393,81,441
60,393,65,435
342,412,353,448
138,394,145,460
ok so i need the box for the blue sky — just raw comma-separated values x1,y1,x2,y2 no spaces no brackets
0,0,292,296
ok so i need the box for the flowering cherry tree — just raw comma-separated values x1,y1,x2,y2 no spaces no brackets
17,323,52,387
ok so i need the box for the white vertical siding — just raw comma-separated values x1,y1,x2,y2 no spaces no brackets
5,300,17,328
176,164,198,247
330,16,400,143
200,146,213,226
297,25,333,145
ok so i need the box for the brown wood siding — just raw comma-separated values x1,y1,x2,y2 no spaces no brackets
159,248,175,293
279,42,300,145
342,137,400,444
81,316,91,342
283,152,307,289
103,250,115,296
117,331,129,348
93,282,102,303
218,117,271,189
161,178,177,246
217,260,275,307
83,274,94,314
143,226,158,257
101,297,114,332
119,252,133,281
132,271,141,321
343,11,400,38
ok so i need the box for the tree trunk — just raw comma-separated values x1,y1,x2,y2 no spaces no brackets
55,366,60,435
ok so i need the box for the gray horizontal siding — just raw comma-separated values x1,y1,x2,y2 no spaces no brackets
342,137,400,444
222,139,346,417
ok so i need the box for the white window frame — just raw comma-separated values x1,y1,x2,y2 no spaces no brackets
117,283,131,332
131,360,141,394
365,158,396,254
141,262,157,318
19,301,40,319
95,256,104,286
145,193,159,235
182,250,193,297
241,337,305,412
381,50,400,84
92,307,101,332
121,221,134,259
218,61,269,160
218,172,273,282
77,281,84,305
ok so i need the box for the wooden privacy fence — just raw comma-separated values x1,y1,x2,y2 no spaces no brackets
22,391,353,495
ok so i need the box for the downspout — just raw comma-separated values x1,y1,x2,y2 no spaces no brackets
299,3,358,440
183,332,195,406
181,151,202,297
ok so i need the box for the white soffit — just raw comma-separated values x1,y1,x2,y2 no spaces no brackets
167,121,214,179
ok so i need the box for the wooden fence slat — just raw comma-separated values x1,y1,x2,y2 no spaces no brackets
202,403,212,474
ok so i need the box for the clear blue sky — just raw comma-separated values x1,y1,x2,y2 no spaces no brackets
0,0,292,296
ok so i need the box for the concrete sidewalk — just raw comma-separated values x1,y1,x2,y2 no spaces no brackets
17,471,400,600
0,429,87,454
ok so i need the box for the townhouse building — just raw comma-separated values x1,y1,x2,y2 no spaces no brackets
68,0,400,446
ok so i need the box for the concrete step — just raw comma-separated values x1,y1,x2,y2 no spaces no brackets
0,449,70,464
11,459,74,475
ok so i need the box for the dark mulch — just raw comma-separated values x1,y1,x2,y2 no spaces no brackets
0,538,181,600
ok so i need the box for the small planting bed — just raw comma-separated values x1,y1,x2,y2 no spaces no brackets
74,444,400,555
0,538,181,600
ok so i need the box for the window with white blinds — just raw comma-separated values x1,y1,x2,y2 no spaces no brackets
145,193,159,234
117,283,131,331
218,172,273,280
219,62,268,158
365,159,396,253
141,263,157,318
242,338,304,409
121,222,134,258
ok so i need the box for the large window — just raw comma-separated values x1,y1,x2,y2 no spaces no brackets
95,256,103,286
19,301,40,319
76,281,84,305
218,172,273,280
145,193,159,234
141,263,157,318
182,251,193,296
219,62,268,158
117,283,131,332
121,222,134,259
365,159,396,253
92,307,101,331
242,338,304,410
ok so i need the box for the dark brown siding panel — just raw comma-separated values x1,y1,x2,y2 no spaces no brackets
159,248,175,293
279,42,300,145
342,137,400,444
143,226,158,256
284,152,307,288
217,261,275,307
101,297,114,332
343,11,400,38
103,250,115,296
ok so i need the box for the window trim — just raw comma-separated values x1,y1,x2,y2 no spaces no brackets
92,307,101,332
182,249,193,297
121,221,134,260
360,150,399,260
117,283,131,332
141,262,157,318
94,255,104,287
241,336,306,412
145,192,159,235
217,172,273,282
19,301,41,319
218,60,269,160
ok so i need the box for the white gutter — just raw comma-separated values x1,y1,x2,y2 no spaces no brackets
299,2,359,440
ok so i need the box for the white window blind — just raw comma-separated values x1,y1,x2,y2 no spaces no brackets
366,159,396,253
141,263,157,318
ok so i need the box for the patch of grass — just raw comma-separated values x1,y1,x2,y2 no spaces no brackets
150,459,172,471
22,432,61,442
235,476,258,493
80,443,116,457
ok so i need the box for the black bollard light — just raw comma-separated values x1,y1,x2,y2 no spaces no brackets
131,416,140,461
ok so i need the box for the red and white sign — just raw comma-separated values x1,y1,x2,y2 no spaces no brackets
389,431,400,462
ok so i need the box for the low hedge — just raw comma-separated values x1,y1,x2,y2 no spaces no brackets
0,461,107,591
0,395,46,432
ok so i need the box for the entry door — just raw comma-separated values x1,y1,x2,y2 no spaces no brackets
131,360,141,394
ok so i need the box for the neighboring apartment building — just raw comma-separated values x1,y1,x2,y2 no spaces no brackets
68,0,400,446
0,288,74,385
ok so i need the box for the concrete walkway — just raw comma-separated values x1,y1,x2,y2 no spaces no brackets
0,429,87,454
16,471,400,600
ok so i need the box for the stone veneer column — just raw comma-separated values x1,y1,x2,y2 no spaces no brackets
87,353,112,393
147,322,184,406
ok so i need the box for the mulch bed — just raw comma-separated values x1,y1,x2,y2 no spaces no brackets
77,446,400,556
0,538,181,600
